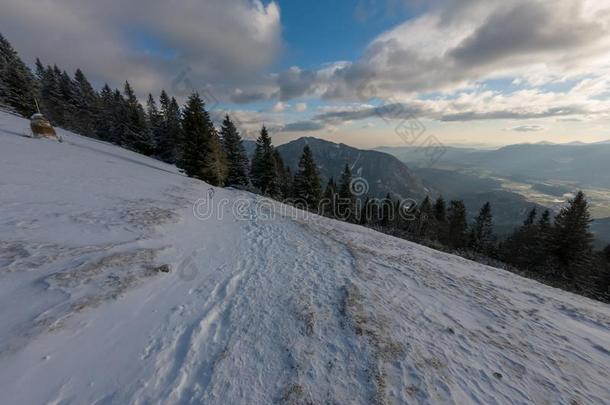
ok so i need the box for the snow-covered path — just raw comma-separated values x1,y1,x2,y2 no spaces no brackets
1,112,609,404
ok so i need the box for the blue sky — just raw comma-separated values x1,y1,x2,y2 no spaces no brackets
276,0,414,69
2,0,610,147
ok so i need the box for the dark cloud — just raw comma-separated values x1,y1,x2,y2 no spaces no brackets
278,102,427,133
316,103,425,123
282,121,326,132
510,125,546,132
277,67,318,101
0,0,281,96
441,106,587,122
449,1,604,68
230,90,269,104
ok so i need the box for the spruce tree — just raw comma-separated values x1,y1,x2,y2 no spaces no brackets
533,209,553,268
178,93,211,181
470,202,495,255
250,126,279,196
293,145,322,211
157,92,182,163
502,207,541,269
220,115,250,187
123,81,154,155
433,196,447,222
552,191,594,277
364,196,381,227
95,84,118,143
379,193,394,228
433,196,448,243
72,69,99,135
337,164,357,222
0,33,38,116
112,88,130,145
58,70,77,128
178,93,226,185
38,65,64,125
146,93,162,149
273,150,292,199
415,196,435,240
322,177,338,218
447,200,468,249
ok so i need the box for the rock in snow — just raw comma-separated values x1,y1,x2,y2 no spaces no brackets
0,111,609,404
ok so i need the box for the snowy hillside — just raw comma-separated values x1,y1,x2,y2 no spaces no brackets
1,111,609,404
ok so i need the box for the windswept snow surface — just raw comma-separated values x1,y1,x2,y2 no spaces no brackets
1,111,609,404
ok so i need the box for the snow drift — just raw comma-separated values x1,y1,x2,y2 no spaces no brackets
0,111,609,404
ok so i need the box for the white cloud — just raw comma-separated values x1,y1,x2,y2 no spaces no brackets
0,0,282,96
264,0,610,128
320,0,610,100
509,125,546,132
294,102,308,112
271,101,288,113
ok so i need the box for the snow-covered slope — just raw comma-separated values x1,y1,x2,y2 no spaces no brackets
1,111,609,404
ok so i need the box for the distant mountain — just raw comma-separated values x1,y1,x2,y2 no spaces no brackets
465,143,610,188
381,143,610,188
277,137,430,200
375,145,482,169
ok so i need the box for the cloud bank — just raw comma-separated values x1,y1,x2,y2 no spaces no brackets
0,0,281,96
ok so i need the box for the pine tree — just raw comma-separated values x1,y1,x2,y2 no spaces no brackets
447,200,468,249
250,126,279,196
379,193,394,228
94,84,119,143
322,177,338,218
220,115,250,187
72,69,99,136
34,58,45,85
433,196,447,222
293,145,322,211
363,196,381,227
146,94,163,155
112,88,130,145
552,191,594,277
178,93,211,181
273,150,292,199
58,70,77,128
0,33,38,116
38,65,64,125
178,93,226,185
337,164,357,222
470,202,495,255
433,196,448,243
123,81,154,155
523,207,537,226
502,207,542,269
157,92,182,163
415,196,435,240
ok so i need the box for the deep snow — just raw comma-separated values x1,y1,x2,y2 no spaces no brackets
0,111,609,404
